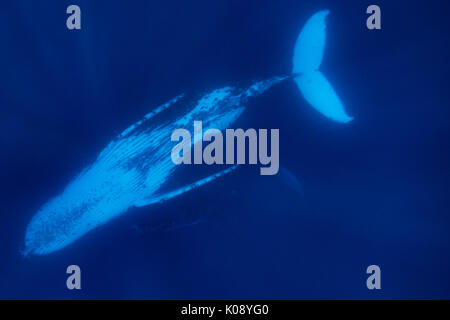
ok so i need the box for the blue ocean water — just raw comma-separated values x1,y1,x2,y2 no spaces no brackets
1,0,450,299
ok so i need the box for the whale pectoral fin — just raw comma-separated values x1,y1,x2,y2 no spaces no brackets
134,165,238,207
118,94,185,139
294,71,353,123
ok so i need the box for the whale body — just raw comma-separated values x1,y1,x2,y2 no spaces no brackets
23,10,352,256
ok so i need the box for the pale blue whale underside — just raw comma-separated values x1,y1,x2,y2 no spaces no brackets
23,10,352,256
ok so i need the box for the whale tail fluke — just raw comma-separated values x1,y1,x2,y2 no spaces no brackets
293,10,353,123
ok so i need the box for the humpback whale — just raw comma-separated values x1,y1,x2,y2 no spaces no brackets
22,10,352,256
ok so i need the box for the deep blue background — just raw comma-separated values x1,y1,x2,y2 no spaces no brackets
0,0,449,299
